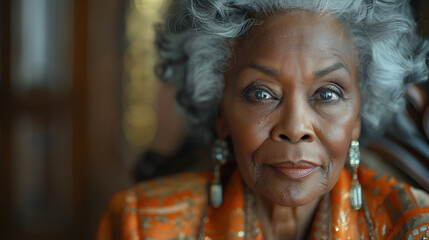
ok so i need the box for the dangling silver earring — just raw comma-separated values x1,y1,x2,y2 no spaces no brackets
210,139,228,208
349,140,362,210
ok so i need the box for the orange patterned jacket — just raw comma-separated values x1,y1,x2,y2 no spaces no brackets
96,166,429,240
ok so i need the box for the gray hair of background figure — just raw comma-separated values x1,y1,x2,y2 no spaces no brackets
155,0,429,143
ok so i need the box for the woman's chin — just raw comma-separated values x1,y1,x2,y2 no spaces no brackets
250,165,330,207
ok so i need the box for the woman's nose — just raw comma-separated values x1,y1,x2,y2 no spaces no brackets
270,100,315,143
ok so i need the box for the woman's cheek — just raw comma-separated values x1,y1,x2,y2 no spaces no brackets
228,102,271,148
320,111,356,170
229,116,267,158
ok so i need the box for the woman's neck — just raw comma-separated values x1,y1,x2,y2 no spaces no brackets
253,192,321,240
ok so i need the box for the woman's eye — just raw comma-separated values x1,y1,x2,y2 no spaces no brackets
253,90,272,100
244,87,276,102
313,88,342,103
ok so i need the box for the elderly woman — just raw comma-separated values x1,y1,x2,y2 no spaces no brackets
96,0,429,239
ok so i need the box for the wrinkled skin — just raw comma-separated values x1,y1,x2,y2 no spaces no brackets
216,10,361,239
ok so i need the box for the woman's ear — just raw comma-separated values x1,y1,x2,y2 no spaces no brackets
215,106,229,139
352,117,361,140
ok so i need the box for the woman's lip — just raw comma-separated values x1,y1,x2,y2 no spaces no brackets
270,160,320,168
268,161,320,179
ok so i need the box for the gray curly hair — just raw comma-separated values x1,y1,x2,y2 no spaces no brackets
155,0,429,143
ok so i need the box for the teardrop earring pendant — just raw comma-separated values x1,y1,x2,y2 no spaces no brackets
210,139,228,208
349,140,362,210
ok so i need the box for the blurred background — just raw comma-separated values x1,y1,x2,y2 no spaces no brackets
0,0,429,239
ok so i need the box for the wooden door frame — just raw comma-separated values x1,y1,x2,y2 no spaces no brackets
0,0,89,239
0,0,12,236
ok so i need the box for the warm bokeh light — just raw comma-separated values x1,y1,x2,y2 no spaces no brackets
123,0,171,147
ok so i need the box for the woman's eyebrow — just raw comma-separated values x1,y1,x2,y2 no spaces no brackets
314,62,350,78
249,63,281,78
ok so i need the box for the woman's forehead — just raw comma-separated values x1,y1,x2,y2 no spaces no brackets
235,10,357,66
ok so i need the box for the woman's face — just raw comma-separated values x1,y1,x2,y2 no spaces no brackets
217,10,361,207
